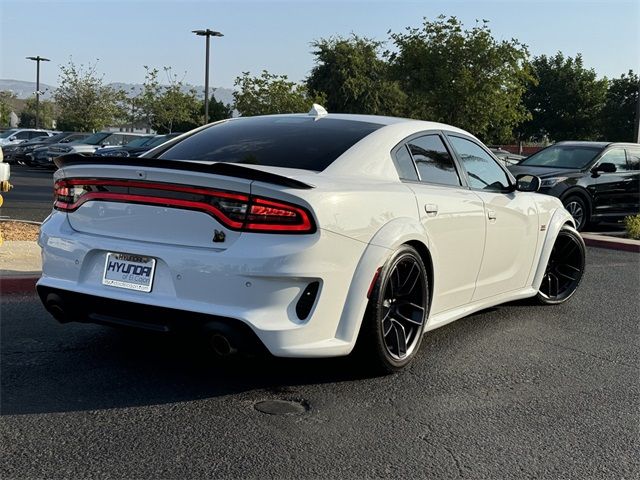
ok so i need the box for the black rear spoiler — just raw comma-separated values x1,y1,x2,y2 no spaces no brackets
54,154,315,190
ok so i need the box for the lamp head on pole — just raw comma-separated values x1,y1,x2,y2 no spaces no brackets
192,29,223,37
26,56,50,62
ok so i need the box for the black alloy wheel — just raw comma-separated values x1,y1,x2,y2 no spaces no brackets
537,225,585,304
358,245,429,373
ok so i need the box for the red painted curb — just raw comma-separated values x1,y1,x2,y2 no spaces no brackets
582,236,640,253
0,276,39,295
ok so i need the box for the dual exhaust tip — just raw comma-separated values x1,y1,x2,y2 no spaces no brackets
44,293,255,357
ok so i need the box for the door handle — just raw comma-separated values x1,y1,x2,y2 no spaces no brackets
424,204,438,216
487,209,497,220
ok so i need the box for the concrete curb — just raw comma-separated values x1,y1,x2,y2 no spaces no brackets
0,275,39,295
581,233,640,253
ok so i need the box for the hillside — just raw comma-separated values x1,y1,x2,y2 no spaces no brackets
0,79,235,106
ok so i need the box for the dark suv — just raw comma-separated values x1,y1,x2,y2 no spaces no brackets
509,141,640,230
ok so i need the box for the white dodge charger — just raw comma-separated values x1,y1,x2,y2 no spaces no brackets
37,108,585,373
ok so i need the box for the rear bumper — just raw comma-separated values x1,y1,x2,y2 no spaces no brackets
37,212,389,357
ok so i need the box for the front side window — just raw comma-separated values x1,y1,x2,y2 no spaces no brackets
16,131,32,139
448,136,510,191
407,135,460,186
626,147,640,171
598,148,628,171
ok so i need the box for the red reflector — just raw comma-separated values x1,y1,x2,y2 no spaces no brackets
367,267,382,299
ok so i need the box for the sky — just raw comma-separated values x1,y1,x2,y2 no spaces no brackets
1,0,639,89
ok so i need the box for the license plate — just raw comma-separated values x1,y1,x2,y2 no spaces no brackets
102,252,156,292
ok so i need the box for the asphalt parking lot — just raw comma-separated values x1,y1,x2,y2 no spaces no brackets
0,165,54,222
1,247,638,479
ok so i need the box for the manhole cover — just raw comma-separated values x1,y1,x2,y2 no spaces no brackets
254,399,309,415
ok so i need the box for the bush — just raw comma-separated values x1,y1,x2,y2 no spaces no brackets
624,214,640,240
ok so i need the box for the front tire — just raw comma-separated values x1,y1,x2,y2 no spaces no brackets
358,245,429,374
562,195,589,231
536,225,585,305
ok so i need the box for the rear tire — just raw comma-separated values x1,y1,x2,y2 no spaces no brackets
357,245,429,374
536,225,585,305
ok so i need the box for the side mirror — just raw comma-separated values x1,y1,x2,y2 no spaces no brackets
592,162,616,174
515,174,541,192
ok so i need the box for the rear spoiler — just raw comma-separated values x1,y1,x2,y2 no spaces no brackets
54,154,315,190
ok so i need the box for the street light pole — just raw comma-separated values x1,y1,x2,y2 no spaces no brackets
26,56,50,129
192,29,223,125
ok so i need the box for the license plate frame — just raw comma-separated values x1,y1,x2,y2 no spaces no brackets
102,252,156,292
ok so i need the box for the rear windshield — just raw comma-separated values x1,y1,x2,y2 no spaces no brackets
155,116,382,171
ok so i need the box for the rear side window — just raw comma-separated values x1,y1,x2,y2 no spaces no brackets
394,145,419,181
407,135,461,186
156,116,382,171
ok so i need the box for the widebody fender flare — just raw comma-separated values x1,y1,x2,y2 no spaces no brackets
530,208,577,290
334,217,431,348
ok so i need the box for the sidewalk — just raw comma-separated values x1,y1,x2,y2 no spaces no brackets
0,240,42,294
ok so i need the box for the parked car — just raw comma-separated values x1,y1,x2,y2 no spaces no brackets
4,132,89,165
0,145,11,200
37,109,584,373
509,141,640,230
32,131,148,168
490,148,526,167
93,133,182,157
0,128,56,147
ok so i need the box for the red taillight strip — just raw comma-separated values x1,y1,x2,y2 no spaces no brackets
54,178,316,233
62,178,249,201
54,192,245,229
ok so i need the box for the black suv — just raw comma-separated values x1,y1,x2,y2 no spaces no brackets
509,141,639,230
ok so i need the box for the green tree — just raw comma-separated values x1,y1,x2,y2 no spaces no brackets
54,60,126,131
139,66,201,133
307,36,405,115
203,93,234,123
388,16,534,143
19,98,56,129
233,70,324,117
0,91,17,128
600,70,639,142
519,53,608,141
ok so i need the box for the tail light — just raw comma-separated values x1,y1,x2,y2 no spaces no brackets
54,178,315,234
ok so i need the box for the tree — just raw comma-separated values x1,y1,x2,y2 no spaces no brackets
54,60,126,131
0,91,17,128
233,70,324,117
203,93,233,123
306,36,405,115
19,98,56,129
139,66,201,133
388,16,534,143
600,70,639,142
519,53,608,141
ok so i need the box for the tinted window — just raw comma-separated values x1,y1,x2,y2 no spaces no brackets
599,148,628,171
448,136,510,191
626,147,640,171
519,144,601,169
16,131,31,139
157,117,382,171
29,132,48,140
407,135,460,186
81,132,111,145
394,145,419,181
